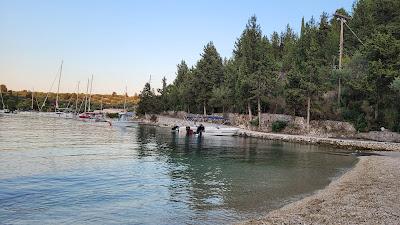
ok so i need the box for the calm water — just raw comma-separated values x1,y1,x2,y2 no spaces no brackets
0,115,356,224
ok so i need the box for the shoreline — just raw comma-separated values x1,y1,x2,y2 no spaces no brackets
141,115,400,152
240,155,400,224
143,115,400,224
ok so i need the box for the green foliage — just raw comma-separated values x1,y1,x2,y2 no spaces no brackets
107,113,119,118
136,82,161,115
272,120,288,133
391,77,400,93
135,0,400,133
249,118,259,126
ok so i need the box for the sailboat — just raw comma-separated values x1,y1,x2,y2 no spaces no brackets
0,88,10,114
77,75,108,123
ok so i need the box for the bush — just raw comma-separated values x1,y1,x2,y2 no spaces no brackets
106,113,119,119
355,115,368,132
150,114,158,122
249,118,259,126
272,120,287,133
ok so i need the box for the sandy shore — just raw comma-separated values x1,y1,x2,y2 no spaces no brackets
241,156,400,224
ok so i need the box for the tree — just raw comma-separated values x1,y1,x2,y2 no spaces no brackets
157,76,169,112
209,86,231,113
391,77,400,93
233,15,264,120
362,32,400,123
0,84,7,93
192,42,224,115
286,17,326,131
137,82,160,115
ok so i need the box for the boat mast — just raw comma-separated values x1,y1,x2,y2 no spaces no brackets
88,74,93,112
100,96,103,112
31,88,34,110
75,81,80,114
55,60,63,112
84,78,89,113
123,83,127,112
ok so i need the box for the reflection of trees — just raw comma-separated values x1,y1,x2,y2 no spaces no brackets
134,125,355,217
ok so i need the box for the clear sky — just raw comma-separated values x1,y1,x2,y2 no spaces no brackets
0,0,354,95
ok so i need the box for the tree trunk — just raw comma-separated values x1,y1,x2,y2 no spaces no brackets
247,101,252,121
338,78,341,105
257,97,261,129
307,96,311,133
375,102,379,121
203,101,207,116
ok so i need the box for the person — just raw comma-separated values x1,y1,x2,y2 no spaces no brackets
196,124,205,136
186,126,193,135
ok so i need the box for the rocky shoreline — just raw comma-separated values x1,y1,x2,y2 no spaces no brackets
240,156,400,224
237,129,400,151
141,115,400,152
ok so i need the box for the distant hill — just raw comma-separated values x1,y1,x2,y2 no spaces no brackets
0,84,139,112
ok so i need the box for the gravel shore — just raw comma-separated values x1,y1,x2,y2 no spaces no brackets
241,156,400,224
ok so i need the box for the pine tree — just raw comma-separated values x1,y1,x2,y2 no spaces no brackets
192,42,224,115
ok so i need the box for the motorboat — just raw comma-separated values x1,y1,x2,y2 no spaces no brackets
78,112,108,123
109,112,137,127
172,124,239,136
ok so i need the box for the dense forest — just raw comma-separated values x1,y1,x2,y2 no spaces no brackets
0,84,139,112
137,0,400,132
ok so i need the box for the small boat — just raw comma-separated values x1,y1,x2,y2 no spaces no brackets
78,112,108,123
109,112,137,127
172,124,239,136
199,126,239,136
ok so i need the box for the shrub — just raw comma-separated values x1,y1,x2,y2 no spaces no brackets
250,118,259,126
106,113,119,119
150,114,158,122
272,120,287,133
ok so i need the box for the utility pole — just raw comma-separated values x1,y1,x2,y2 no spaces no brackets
334,13,350,105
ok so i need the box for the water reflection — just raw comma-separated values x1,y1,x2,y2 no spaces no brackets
132,125,356,223
0,116,356,224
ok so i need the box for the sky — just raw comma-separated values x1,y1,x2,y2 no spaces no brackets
0,0,354,95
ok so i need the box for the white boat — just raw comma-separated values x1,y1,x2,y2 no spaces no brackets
199,126,239,136
109,112,137,127
172,125,239,136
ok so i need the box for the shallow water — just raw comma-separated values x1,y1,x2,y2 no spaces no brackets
0,115,357,224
